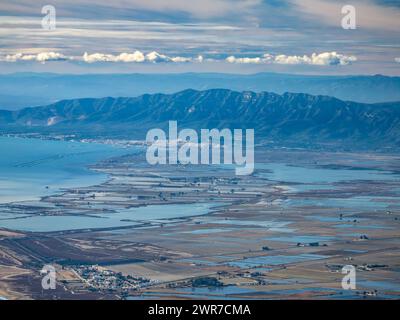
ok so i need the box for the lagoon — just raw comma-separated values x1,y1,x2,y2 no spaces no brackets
0,203,217,232
0,136,135,204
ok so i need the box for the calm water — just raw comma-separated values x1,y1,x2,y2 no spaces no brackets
265,235,334,243
227,253,329,268
256,163,399,184
0,203,217,232
1,136,398,233
0,136,134,203
255,162,400,211
283,196,400,210
0,136,220,232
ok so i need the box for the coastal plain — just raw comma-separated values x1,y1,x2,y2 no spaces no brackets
1,143,400,299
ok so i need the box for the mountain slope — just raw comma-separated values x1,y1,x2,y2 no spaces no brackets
1,73,400,110
1,89,399,149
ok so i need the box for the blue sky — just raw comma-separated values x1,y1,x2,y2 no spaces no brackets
0,0,399,75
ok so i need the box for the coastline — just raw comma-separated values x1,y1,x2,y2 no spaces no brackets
0,135,139,205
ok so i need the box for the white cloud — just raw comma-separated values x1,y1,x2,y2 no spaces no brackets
83,51,203,63
315,52,357,65
170,56,191,63
1,50,201,64
0,52,69,63
83,51,145,63
115,51,145,62
226,52,357,66
0,50,356,66
145,51,170,62
226,56,261,64
275,52,357,66
274,54,309,65
395,57,400,63
226,54,273,64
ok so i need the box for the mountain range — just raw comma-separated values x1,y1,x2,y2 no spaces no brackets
1,72,400,110
1,89,399,150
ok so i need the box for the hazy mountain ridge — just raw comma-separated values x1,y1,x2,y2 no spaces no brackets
1,89,399,149
1,72,400,110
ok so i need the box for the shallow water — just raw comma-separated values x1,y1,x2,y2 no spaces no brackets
179,285,256,295
306,215,368,223
265,235,334,243
256,163,399,184
138,285,259,300
358,280,400,292
227,253,329,268
283,196,400,210
182,228,233,234
334,223,394,230
0,136,135,204
0,203,217,232
211,219,292,229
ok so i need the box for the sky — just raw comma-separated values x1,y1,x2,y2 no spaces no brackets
0,0,399,75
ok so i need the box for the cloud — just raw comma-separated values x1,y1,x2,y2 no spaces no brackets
145,51,170,62
0,1,398,76
83,51,203,63
226,56,259,64
0,52,69,63
226,52,357,66
0,0,262,20
395,57,400,63
226,54,273,64
1,51,201,64
83,51,145,63
275,52,357,65
1,50,357,66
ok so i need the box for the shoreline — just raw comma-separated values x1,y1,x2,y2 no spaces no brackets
0,135,140,206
